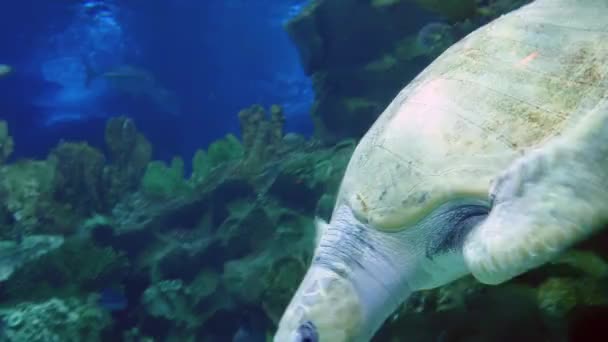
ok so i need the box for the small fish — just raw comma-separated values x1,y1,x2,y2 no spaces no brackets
97,287,128,312
232,313,267,342
0,64,13,77
232,326,266,342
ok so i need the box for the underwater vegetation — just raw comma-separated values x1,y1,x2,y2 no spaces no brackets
0,108,356,341
0,0,607,341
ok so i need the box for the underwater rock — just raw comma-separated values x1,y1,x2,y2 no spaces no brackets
0,296,110,342
406,0,478,22
0,120,14,165
376,280,556,341
285,0,433,141
0,235,63,282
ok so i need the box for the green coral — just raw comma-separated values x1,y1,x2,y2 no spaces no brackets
221,208,314,323
189,270,220,302
190,149,211,185
3,239,129,301
0,235,64,282
141,279,199,328
0,160,57,237
141,157,191,198
535,250,608,317
237,104,284,174
206,133,244,167
104,116,152,204
285,140,354,187
49,142,107,214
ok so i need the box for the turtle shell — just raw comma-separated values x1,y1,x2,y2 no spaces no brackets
336,0,608,231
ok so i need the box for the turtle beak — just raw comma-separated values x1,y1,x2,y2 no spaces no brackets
274,265,365,342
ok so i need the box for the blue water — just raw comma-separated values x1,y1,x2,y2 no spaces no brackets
0,0,313,162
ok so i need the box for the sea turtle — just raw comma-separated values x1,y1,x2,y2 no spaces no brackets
274,0,608,341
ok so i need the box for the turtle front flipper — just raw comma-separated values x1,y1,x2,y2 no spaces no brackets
463,99,608,285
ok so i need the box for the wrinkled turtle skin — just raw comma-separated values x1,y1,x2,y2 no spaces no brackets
275,1,608,341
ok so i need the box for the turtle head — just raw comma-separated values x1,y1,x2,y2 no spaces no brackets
274,206,413,342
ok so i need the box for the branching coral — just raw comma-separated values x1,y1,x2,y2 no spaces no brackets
141,157,191,198
49,142,107,214
206,134,244,167
104,116,152,204
2,239,129,301
238,104,285,174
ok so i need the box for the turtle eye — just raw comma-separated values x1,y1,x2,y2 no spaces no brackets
296,320,318,342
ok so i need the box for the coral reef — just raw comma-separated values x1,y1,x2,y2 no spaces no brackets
0,235,64,282
0,107,606,341
50,142,107,214
0,160,57,237
0,296,111,342
142,157,191,198
142,279,200,328
238,104,284,174
537,277,608,318
2,238,129,302
207,134,244,167
104,116,152,204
